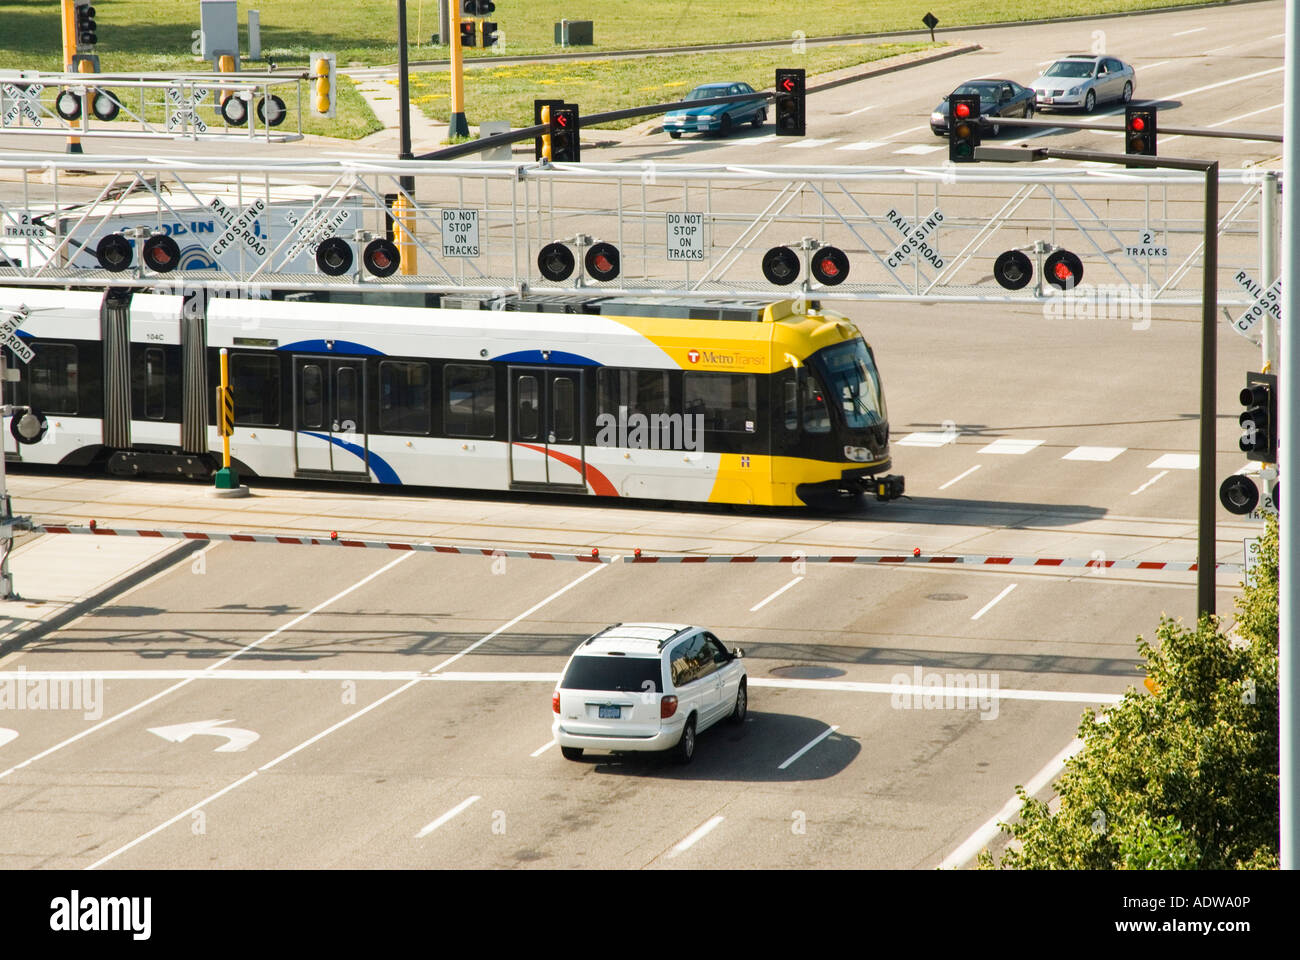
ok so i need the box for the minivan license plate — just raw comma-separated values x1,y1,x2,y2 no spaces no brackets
598,705,621,719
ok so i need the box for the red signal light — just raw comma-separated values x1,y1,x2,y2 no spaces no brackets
1130,116,1145,132
781,78,795,92
1053,261,1073,281
556,113,568,127
954,102,971,119
819,257,839,277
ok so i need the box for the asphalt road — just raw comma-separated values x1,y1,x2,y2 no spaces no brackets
0,0,1286,871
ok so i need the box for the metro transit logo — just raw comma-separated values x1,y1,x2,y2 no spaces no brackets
687,349,700,364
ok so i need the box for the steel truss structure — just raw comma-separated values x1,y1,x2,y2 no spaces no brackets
0,71,305,142
0,153,1280,306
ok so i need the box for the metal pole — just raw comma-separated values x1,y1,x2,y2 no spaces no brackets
1261,172,1279,371
448,1,468,137
398,0,414,164
1197,162,1219,621
0,349,10,599
1279,0,1298,872
438,0,450,46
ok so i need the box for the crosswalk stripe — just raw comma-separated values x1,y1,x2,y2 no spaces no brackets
781,138,837,149
1062,446,1126,462
978,438,1044,455
892,144,944,155
836,141,885,151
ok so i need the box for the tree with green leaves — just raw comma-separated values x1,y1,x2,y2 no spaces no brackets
980,518,1279,869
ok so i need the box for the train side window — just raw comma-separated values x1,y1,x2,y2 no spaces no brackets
379,361,431,434
684,372,757,433
597,369,670,417
143,347,165,420
28,342,79,415
552,377,575,442
335,365,359,431
445,363,495,438
802,370,831,435
300,364,324,429
783,378,798,431
230,353,281,426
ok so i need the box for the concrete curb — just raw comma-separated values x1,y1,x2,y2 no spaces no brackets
0,538,206,657
349,0,1267,74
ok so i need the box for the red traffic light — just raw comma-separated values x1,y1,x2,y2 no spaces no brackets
584,242,621,282
556,113,569,128
1129,116,1145,132
1043,249,1083,290
811,245,850,286
142,234,181,273
781,77,795,92
954,102,971,119
362,238,401,278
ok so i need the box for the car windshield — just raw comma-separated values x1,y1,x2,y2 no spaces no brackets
685,86,728,101
809,339,885,430
1043,61,1095,78
952,83,999,99
562,655,662,692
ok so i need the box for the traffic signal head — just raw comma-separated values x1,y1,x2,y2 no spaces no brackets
315,236,353,276
10,407,48,446
1239,372,1277,462
774,68,806,137
313,52,337,119
363,238,401,277
585,242,621,282
761,246,801,286
460,20,476,47
550,104,580,162
475,0,496,14
1043,249,1083,290
993,250,1033,290
538,242,576,282
95,233,132,272
1125,105,1157,158
811,246,850,286
75,3,97,47
142,234,181,274
482,21,500,46
948,93,981,163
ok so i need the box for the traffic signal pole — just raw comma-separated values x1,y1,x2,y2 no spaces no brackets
1279,0,1298,872
59,0,82,154
448,5,469,137
396,0,417,273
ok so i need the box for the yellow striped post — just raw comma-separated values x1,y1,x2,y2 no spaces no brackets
213,347,241,490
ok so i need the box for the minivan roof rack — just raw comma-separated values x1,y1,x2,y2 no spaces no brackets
583,623,623,646
658,626,695,650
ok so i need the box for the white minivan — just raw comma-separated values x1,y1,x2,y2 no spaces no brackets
552,623,747,764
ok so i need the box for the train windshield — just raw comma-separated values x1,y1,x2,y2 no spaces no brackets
810,339,885,430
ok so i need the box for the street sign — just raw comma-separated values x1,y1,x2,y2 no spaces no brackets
209,198,268,260
441,209,480,258
884,207,946,270
0,316,34,364
2,211,42,240
1231,270,1281,341
166,83,209,134
1,82,44,127
1243,537,1261,586
1125,228,1169,258
666,212,704,261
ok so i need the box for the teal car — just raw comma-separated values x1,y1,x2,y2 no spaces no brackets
663,82,767,139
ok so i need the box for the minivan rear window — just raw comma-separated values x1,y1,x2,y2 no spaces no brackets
561,655,662,693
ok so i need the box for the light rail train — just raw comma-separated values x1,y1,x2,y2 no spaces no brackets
0,286,903,508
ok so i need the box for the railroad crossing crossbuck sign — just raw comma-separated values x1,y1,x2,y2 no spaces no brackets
166,84,210,134
0,313,34,364
1,83,44,128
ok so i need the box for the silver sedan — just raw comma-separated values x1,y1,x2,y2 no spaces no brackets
1030,55,1135,113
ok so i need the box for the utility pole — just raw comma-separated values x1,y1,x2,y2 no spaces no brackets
449,1,469,136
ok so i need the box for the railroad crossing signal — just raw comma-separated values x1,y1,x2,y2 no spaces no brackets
550,104,580,162
775,68,805,137
1125,105,1157,162
312,52,336,119
1239,371,1277,462
460,20,477,47
948,93,980,162
216,385,235,437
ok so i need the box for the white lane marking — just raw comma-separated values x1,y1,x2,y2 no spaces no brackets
886,123,929,138
1163,65,1283,101
1172,27,1206,36
1138,60,1169,71
896,430,960,447
667,815,725,857
1268,32,1286,40
749,677,1123,705
148,719,259,753
1062,445,1126,462
836,140,885,151
1148,453,1198,470
778,724,839,770
978,438,1043,455
1210,102,1284,127
781,138,837,149
841,104,877,117
530,739,556,757
0,551,414,783
749,576,803,612
0,728,17,749
1130,470,1170,496
938,465,981,490
938,737,1084,869
892,144,944,155
1205,45,1235,56
416,795,481,838
971,583,1017,621
84,559,613,869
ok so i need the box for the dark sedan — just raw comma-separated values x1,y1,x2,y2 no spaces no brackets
663,82,767,138
930,79,1035,137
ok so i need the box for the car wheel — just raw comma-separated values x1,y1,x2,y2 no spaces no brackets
668,130,682,139
729,680,747,724
1025,103,1034,120
752,110,765,128
720,114,733,136
560,746,583,761
673,716,697,764
1083,90,1096,114
1121,81,1133,104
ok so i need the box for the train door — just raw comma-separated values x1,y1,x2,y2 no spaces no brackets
508,367,585,489
293,356,369,477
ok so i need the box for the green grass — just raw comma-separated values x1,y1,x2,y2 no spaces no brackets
407,41,935,130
